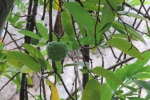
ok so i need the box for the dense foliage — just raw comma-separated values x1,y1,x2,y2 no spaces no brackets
1,0,150,100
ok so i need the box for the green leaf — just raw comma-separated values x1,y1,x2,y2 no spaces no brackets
125,86,137,92
18,30,41,40
100,1,116,30
12,12,21,23
127,51,150,77
36,23,48,40
100,83,112,100
71,42,80,50
0,42,3,53
82,2,100,11
118,11,147,21
145,91,150,99
81,79,101,100
100,22,113,33
140,66,150,72
115,68,127,81
56,61,62,74
130,0,150,5
128,97,146,100
134,79,150,92
46,61,53,71
134,72,150,79
64,2,95,32
110,34,128,38
107,38,143,59
85,0,123,4
4,51,41,72
106,79,118,91
93,67,123,84
0,62,7,72
24,44,47,69
16,21,27,29
61,10,75,38
112,21,146,44
21,66,33,73
80,69,89,74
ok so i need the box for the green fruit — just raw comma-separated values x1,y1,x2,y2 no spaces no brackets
46,41,68,61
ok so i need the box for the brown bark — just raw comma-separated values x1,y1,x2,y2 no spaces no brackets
0,0,14,36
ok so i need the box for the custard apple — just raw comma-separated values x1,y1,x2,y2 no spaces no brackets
46,42,68,61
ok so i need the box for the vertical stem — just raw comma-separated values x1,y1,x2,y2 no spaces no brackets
75,0,89,89
20,0,38,99
82,45,89,88
20,74,27,100
49,0,53,42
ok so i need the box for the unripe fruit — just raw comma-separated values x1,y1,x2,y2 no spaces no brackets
46,42,68,61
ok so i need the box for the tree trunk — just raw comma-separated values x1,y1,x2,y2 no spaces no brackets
0,0,14,36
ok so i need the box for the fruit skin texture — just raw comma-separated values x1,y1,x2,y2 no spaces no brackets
46,42,68,61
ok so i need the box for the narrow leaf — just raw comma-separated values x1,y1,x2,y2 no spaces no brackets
128,97,146,100
36,23,48,40
118,11,147,21
61,10,75,38
100,1,116,30
134,72,150,79
18,30,41,40
112,21,146,44
107,38,143,59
